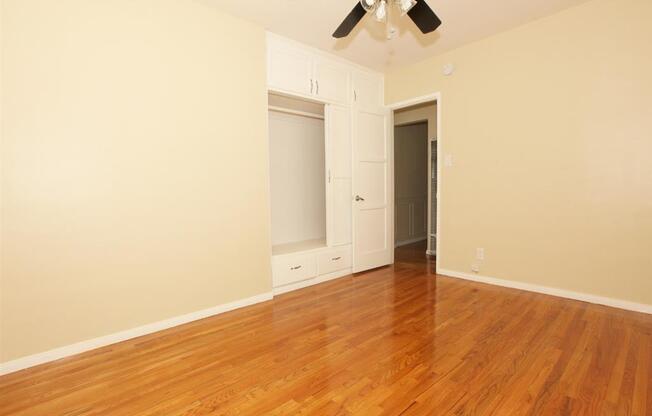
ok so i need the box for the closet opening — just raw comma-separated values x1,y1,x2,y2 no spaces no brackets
268,93,327,256
392,100,438,268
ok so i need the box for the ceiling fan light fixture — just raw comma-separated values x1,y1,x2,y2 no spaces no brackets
374,0,388,22
360,0,377,12
397,0,417,15
333,0,441,39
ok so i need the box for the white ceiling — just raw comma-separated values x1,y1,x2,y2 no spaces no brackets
212,0,592,70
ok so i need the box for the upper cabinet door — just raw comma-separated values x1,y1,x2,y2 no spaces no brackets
267,43,313,97
352,71,384,112
313,59,350,105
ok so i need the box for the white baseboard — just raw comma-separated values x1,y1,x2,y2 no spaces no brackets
0,292,274,376
395,237,427,248
437,269,652,315
273,268,352,295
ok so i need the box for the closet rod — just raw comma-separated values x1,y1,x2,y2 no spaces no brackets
268,105,325,120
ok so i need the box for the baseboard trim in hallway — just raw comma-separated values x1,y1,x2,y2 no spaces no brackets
0,292,274,376
438,268,652,315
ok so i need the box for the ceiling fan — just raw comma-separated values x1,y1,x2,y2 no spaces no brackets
333,0,442,38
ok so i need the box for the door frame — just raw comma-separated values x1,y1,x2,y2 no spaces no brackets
388,92,442,271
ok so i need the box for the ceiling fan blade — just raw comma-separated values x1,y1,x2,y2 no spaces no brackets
333,2,367,38
407,0,442,34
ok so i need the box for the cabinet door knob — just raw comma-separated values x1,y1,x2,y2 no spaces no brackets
316,80,319,95
355,195,365,202
332,257,342,261
291,265,302,271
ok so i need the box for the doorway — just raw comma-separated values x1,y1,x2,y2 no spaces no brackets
391,98,439,267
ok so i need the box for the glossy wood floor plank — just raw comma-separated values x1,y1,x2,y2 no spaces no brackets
1,241,651,415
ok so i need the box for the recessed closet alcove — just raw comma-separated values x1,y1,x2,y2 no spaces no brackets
268,93,326,254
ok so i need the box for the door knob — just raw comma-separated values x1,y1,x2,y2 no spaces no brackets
355,195,365,202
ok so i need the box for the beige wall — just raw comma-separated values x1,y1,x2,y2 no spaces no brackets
0,0,4,360
1,0,271,362
386,0,652,306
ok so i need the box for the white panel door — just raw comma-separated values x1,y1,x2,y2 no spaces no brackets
326,105,352,246
352,107,392,272
314,59,350,105
267,44,313,97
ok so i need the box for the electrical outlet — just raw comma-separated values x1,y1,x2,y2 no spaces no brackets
471,264,480,273
476,248,485,261
445,154,454,167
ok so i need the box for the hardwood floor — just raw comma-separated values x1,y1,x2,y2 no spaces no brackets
394,240,434,272
1,243,650,415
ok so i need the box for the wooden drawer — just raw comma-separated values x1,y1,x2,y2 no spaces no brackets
318,247,351,275
272,253,318,287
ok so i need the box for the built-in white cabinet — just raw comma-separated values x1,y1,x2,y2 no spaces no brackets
326,105,352,247
267,33,385,294
272,245,352,294
317,246,352,275
267,45,313,97
313,61,350,105
268,35,350,106
272,252,318,287
352,70,384,112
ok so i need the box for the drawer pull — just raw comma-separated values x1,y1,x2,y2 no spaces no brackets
332,257,342,261
290,265,302,270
